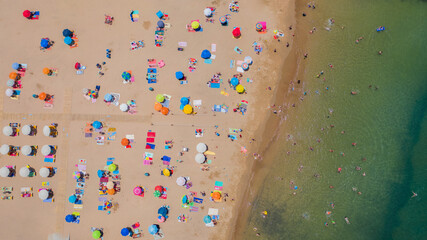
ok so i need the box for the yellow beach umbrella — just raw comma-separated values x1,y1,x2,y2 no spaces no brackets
236,84,245,93
183,105,193,114
163,169,171,177
191,21,200,29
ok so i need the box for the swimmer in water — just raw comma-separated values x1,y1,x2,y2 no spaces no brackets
411,191,418,198
344,217,350,224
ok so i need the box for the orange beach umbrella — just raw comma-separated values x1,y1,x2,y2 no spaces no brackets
39,92,47,100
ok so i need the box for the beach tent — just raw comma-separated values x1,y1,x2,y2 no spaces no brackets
19,166,30,177
0,167,10,177
75,62,81,70
201,50,211,59
232,27,241,38
3,126,13,136
156,11,164,19
175,71,184,80
148,225,159,235
156,94,165,103
92,230,102,239
21,125,32,136
182,195,189,204
62,29,73,37
180,97,189,105
121,228,131,237
157,20,165,28
195,153,206,164
163,168,171,176
0,144,10,155
197,143,207,153
154,190,161,197
39,167,50,178
97,170,105,178
41,145,53,156
176,176,186,186
65,214,76,223
204,8,212,17
93,121,102,129
38,189,49,200
21,145,33,156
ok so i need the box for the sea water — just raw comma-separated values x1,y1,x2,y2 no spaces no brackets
240,0,427,239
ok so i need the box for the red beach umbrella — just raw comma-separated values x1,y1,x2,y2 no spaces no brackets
23,10,31,18
232,27,241,38
74,62,81,70
154,185,163,192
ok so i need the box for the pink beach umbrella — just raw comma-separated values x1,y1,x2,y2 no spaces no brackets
133,186,142,196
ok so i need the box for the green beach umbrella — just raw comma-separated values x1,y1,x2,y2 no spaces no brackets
154,190,161,197
108,164,117,172
156,94,165,103
92,230,101,239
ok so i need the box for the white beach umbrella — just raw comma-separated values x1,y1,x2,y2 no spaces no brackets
3,126,13,136
195,153,206,164
107,181,115,189
0,167,10,177
21,125,32,135
39,167,50,178
196,143,207,153
38,189,49,200
176,176,187,186
19,167,30,177
120,103,129,112
204,8,212,17
41,145,52,156
5,89,13,97
0,144,10,155
21,145,33,156
244,56,253,65
43,126,51,137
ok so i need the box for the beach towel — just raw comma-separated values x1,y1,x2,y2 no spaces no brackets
209,83,220,88
77,164,86,171
44,156,55,163
211,43,216,52
146,137,155,143
234,47,243,54
230,60,235,69
158,60,165,68
236,67,244,73
147,131,156,137
148,59,157,68
189,206,199,212
193,197,203,204
145,143,155,149
178,42,187,47
204,59,212,64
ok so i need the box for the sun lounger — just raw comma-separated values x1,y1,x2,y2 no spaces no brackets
31,11,40,20
1,196,13,200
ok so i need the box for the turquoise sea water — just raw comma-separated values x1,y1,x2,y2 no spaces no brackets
240,0,427,239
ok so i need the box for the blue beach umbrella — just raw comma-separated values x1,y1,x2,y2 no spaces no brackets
203,215,212,224
65,214,76,223
121,227,130,236
231,77,239,86
40,39,50,48
92,121,102,129
122,71,131,80
64,37,73,45
68,195,77,203
175,71,184,80
148,225,159,235
157,20,165,28
180,97,189,105
97,170,104,178
158,206,169,217
62,29,73,37
201,49,211,59
12,63,20,70
104,93,113,102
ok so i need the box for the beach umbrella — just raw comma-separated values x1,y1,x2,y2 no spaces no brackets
219,16,227,25
120,103,129,112
92,121,102,129
0,144,10,155
43,68,51,75
40,38,50,48
5,89,14,97
180,97,189,105
244,56,253,65
43,125,52,137
121,138,129,146
155,185,163,191
6,79,15,87
256,23,263,31
195,153,206,164
64,37,73,45
92,230,102,239
68,195,77,203
38,189,49,200
204,215,212,224
201,49,211,59
97,170,104,178
23,10,31,18
191,21,200,30
21,125,32,135
161,107,169,115
236,84,245,93
65,214,76,223
72,171,82,180
107,181,115,189
0,167,10,177
176,177,186,186
148,225,159,235
158,206,168,216
121,228,130,237
182,195,188,204
39,92,47,100
3,126,13,136
12,63,20,70
9,72,18,80
158,216,165,223
62,29,73,37
41,145,52,156
183,105,193,114
157,20,165,28
39,167,50,178
175,71,184,80
104,93,113,102
204,8,212,17
154,102,162,111
133,186,142,195
121,71,131,80
107,188,115,195
196,143,207,153
242,62,249,71
232,27,241,38
156,94,165,103
231,77,239,86
163,169,171,177
19,167,30,177
153,190,161,197
74,62,81,70
108,164,117,172
21,145,33,156
212,192,221,200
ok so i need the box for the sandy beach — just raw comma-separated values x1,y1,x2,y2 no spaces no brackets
0,0,295,239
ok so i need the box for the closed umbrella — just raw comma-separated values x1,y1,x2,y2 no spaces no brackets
12,63,21,70
232,27,241,38
231,77,239,86
195,153,206,164
40,38,50,48
41,145,52,156
92,230,102,239
19,167,30,177
204,215,212,224
6,79,15,87
92,121,102,129
39,167,50,178
175,71,184,80
38,189,49,200
148,225,159,235
0,144,10,155
183,105,193,114
5,89,14,97
204,8,212,17
62,29,73,37
3,126,13,136
21,145,33,156
0,167,10,177
21,125,32,135
197,143,207,153
201,49,211,59
104,94,113,102
64,37,73,45
107,182,115,189
180,97,189,105
176,176,186,186
120,103,129,112
157,20,165,28
43,126,52,137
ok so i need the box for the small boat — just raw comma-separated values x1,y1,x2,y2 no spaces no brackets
376,26,385,32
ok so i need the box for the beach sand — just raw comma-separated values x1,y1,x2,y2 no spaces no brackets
0,0,295,239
